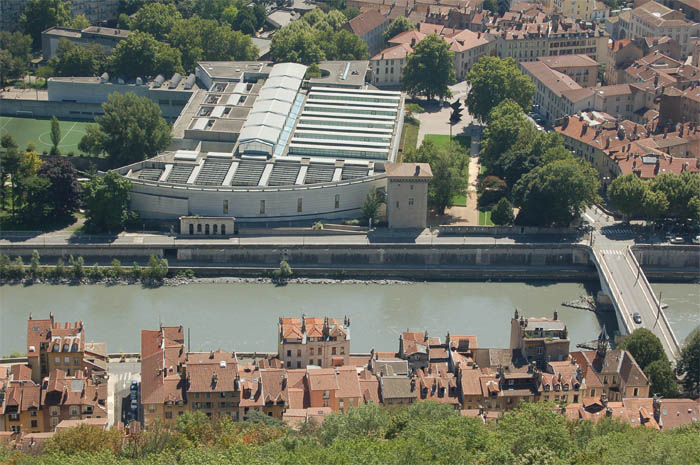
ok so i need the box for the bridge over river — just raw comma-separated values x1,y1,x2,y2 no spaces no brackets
591,243,681,362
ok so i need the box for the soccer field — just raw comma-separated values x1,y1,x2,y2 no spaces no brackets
0,116,94,155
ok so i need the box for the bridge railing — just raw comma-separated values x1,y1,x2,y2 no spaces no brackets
590,247,632,334
625,246,681,357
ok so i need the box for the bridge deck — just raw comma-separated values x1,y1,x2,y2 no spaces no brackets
593,246,680,362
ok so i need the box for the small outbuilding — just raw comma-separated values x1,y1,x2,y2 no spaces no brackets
179,216,235,236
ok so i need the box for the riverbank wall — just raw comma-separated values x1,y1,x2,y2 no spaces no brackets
1,243,697,281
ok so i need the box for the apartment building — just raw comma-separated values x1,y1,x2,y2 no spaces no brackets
621,1,700,58
1,380,42,434
538,54,598,87
40,369,107,431
42,26,130,60
659,85,700,127
509,310,571,368
553,0,608,21
371,43,413,87
606,39,644,85
343,9,391,56
520,60,590,123
491,17,609,65
185,351,240,421
278,316,350,369
27,314,85,383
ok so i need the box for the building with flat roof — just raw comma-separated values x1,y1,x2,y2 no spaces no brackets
42,26,130,60
116,60,408,223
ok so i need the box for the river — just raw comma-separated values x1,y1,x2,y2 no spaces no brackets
0,281,697,355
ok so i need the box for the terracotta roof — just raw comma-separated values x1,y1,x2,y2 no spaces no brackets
335,366,362,399
388,29,425,46
459,367,483,396
346,9,387,37
307,368,339,392
3,381,40,413
521,61,582,97
358,369,380,403
371,42,413,61
186,362,237,393
656,398,700,429
538,54,598,69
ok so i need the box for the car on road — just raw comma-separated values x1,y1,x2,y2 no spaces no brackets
130,380,139,392
670,237,685,244
130,399,138,412
633,312,642,324
693,235,700,244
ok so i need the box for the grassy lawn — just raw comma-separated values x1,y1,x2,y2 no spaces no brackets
478,209,494,226
450,192,467,206
423,134,471,152
0,116,97,156
399,120,420,157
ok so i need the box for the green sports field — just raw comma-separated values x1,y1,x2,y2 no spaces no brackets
0,116,94,155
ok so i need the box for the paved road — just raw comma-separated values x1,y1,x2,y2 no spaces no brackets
107,360,140,427
594,245,680,361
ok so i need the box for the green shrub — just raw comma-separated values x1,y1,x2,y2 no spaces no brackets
88,263,104,281
279,260,293,279
9,256,25,280
0,254,10,278
130,262,143,280
144,255,168,281
69,255,85,279
108,258,123,279
54,257,66,279
30,250,42,279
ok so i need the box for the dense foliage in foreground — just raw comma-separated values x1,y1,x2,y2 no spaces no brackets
2,402,699,465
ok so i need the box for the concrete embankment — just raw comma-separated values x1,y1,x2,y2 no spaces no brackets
1,242,697,281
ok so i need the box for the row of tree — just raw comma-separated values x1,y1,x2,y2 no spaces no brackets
270,9,368,64
465,57,600,226
0,252,169,282
3,398,700,464
608,173,700,224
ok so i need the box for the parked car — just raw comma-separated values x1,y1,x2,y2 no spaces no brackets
633,312,642,324
130,390,137,401
130,380,139,392
130,399,138,412
693,235,700,244
670,237,685,244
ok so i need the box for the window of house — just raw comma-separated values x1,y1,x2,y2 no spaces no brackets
260,200,265,214
286,361,291,368
165,411,173,419
55,357,61,365
309,359,313,366
213,224,218,234
31,420,38,428
310,348,314,355
340,347,345,355
221,224,226,235
318,359,322,366
287,350,291,357
30,410,37,417
408,198,414,206
332,347,337,355
70,406,79,416
297,361,301,368
197,224,202,233
297,198,303,212
205,224,210,235
396,201,400,208
73,358,80,366
297,349,301,356
334,194,340,209
223,200,228,214
189,224,194,235
633,387,638,396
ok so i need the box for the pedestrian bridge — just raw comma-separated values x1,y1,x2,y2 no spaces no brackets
591,245,681,362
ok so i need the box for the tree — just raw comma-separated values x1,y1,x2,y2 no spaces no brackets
50,116,61,154
168,17,258,72
513,158,600,226
1,136,22,216
402,34,455,101
608,174,648,220
404,140,468,214
20,0,71,48
0,31,32,86
145,255,168,281
383,17,415,41
132,2,182,41
44,424,123,455
83,92,171,167
641,188,669,222
109,31,183,79
466,56,535,122
617,328,668,371
361,188,384,224
649,172,700,223
482,0,498,14
82,171,132,232
479,99,533,173
270,21,326,64
38,156,81,217
644,359,678,398
68,14,91,30
78,124,105,157
676,326,700,396
325,30,369,61
499,128,563,188
20,175,51,220
49,38,107,77
30,250,41,278
491,197,514,225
